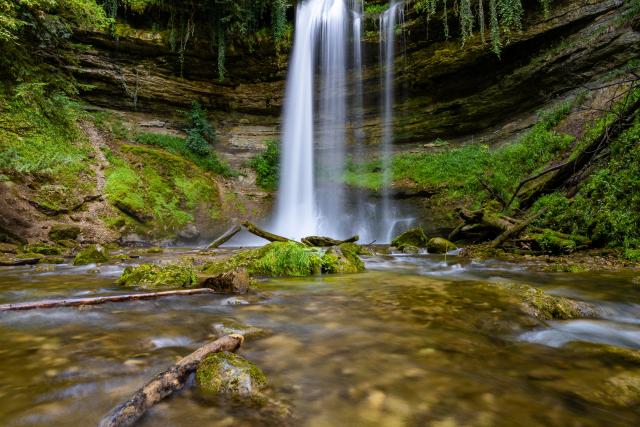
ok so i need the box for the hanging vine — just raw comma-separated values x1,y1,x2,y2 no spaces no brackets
413,0,554,55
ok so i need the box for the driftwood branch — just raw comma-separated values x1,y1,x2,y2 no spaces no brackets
99,334,244,427
207,225,241,249
242,221,290,243
301,235,359,247
0,289,219,312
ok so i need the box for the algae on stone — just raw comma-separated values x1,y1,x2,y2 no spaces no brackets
117,263,198,289
391,228,429,250
196,351,267,398
73,245,109,265
427,237,457,254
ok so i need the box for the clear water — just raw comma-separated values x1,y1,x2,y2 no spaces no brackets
1,253,639,426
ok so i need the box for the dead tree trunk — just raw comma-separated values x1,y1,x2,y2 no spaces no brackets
449,208,516,242
242,221,290,243
99,334,244,427
0,289,219,312
301,235,359,247
489,208,547,248
207,225,241,249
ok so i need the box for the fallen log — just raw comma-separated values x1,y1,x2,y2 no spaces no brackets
449,207,517,243
301,235,359,247
207,225,241,249
242,221,290,243
489,208,548,249
0,288,219,312
99,334,244,427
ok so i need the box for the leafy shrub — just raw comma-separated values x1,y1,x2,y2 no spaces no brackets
184,101,216,147
249,139,279,191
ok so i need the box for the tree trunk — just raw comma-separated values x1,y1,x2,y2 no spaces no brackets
207,225,241,249
242,221,290,243
0,288,219,312
99,334,244,427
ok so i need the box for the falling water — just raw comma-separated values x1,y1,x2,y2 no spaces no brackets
273,0,353,240
273,0,413,243
379,1,405,242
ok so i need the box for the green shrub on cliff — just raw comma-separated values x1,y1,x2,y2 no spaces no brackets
250,139,280,191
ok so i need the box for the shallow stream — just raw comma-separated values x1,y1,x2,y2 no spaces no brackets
1,251,639,426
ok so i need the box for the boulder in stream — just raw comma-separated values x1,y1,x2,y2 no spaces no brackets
391,228,428,250
200,269,250,294
321,244,365,273
73,244,109,265
427,237,457,254
196,351,267,398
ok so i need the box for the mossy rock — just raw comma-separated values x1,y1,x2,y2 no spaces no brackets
530,229,579,255
40,256,66,264
321,244,365,274
48,225,81,242
146,247,164,254
427,237,457,254
73,245,109,265
21,244,63,256
401,245,420,254
196,352,267,398
56,239,80,249
117,263,198,289
495,283,599,320
0,243,18,254
391,228,428,250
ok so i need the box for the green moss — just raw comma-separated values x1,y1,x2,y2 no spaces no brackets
624,249,640,261
391,228,429,249
117,263,198,289
104,145,221,236
48,225,80,241
497,283,597,320
321,245,365,274
73,245,109,265
196,351,267,398
427,237,457,254
531,229,577,255
21,244,63,256
250,242,323,277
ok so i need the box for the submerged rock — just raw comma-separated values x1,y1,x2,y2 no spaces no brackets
196,352,267,398
48,225,81,242
391,228,428,250
117,263,198,289
427,237,457,254
492,282,599,320
73,244,109,265
579,371,640,407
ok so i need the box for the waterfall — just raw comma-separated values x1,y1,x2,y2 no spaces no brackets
272,0,412,243
273,0,354,240
379,1,405,242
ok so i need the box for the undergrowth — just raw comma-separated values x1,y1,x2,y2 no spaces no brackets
249,139,279,191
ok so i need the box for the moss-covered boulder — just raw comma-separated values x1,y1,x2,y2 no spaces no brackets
530,229,579,255
73,245,109,265
21,244,63,256
202,242,366,278
48,225,81,242
196,352,267,398
117,263,198,289
391,228,429,250
321,244,365,274
427,237,457,254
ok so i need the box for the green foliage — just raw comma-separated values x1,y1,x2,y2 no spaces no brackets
0,83,96,207
184,101,216,145
413,0,552,55
345,101,573,206
249,139,280,191
134,132,234,177
251,242,323,277
534,104,640,250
